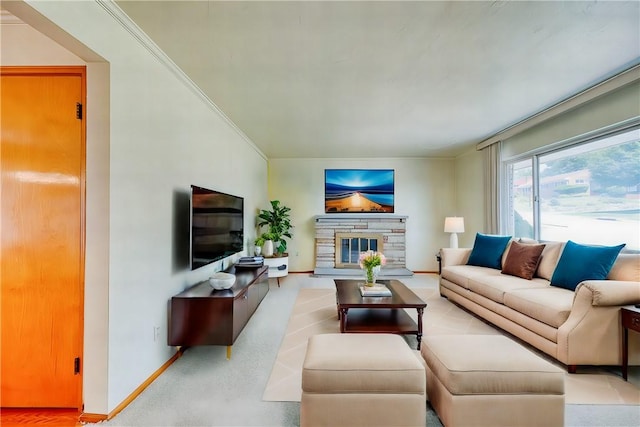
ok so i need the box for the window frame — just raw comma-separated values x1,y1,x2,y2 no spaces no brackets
501,121,640,245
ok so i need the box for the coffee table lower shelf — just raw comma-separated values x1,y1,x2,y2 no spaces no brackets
339,308,420,338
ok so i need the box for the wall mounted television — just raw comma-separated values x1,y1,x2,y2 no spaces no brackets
190,185,244,270
324,169,395,213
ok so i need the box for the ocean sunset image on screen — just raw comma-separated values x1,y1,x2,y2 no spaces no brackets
324,169,394,213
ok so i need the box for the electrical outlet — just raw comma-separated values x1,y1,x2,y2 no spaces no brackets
153,326,160,342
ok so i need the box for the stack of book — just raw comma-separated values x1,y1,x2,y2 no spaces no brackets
359,284,392,297
235,256,264,268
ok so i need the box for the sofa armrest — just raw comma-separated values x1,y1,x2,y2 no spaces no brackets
440,248,472,268
558,279,640,365
577,280,640,306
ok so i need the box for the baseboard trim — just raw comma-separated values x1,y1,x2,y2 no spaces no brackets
105,347,185,421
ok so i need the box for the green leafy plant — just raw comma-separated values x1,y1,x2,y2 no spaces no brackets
254,236,265,247
257,200,293,255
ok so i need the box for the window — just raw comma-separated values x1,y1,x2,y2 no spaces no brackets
506,159,534,239
503,128,640,250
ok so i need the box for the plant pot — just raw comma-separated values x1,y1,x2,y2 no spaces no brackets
254,246,262,256
263,240,274,257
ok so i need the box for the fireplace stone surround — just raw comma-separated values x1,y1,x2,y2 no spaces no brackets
313,214,413,277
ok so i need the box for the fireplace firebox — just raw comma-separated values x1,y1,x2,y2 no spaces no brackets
335,233,384,268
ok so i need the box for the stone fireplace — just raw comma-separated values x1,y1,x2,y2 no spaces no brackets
313,214,412,277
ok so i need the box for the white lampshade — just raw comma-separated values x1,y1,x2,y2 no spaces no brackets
444,217,465,233
444,217,465,249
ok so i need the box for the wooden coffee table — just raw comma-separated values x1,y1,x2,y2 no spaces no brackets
334,279,427,349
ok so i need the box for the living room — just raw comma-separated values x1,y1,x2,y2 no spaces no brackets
1,0,639,425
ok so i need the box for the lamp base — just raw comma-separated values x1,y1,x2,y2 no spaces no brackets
449,233,459,249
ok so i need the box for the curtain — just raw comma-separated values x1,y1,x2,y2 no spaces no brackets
482,141,501,234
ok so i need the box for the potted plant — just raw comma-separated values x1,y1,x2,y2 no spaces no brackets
257,200,293,256
253,236,265,256
259,232,276,257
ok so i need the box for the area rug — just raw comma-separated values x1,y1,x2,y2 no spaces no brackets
262,287,500,402
262,287,640,405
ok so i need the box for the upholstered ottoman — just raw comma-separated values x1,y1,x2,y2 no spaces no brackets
421,335,565,427
301,333,426,427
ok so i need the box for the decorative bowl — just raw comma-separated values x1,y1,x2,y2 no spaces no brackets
209,272,236,290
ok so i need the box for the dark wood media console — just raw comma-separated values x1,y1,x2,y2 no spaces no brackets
169,265,269,358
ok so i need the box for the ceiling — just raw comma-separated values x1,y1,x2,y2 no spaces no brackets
113,1,638,158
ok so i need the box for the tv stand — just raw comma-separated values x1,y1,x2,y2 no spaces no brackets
168,265,269,358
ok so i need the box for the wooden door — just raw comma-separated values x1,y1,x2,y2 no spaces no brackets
1,67,85,408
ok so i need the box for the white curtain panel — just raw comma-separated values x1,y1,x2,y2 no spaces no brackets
483,141,501,234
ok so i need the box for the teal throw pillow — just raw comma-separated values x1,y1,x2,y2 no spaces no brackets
467,233,512,269
550,240,625,291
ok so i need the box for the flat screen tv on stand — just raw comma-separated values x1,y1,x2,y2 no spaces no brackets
190,185,244,270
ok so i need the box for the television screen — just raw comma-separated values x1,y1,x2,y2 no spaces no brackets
324,169,395,213
190,185,244,270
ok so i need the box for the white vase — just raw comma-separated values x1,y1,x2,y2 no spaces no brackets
263,240,274,257
254,246,262,256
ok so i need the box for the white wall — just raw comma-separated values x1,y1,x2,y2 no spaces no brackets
5,0,268,413
454,149,485,248
267,157,456,272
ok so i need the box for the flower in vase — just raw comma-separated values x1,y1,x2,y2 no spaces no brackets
359,250,386,285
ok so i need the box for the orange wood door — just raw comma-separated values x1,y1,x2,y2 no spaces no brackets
1,67,85,408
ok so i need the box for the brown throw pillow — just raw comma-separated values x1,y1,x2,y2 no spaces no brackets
502,240,546,280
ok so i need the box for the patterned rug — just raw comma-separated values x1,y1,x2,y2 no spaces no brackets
262,287,499,401
262,286,640,405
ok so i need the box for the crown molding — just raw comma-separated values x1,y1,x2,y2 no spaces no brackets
94,0,267,161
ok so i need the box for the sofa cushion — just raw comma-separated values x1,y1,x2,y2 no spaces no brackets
519,237,539,244
503,288,574,328
501,240,513,269
421,335,564,395
469,274,550,304
302,334,425,394
441,265,501,289
608,253,640,282
467,233,512,269
551,240,626,291
535,241,564,281
502,241,546,280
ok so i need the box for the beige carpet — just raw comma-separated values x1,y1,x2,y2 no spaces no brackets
262,287,640,405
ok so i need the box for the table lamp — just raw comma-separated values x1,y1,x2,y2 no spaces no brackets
444,217,465,249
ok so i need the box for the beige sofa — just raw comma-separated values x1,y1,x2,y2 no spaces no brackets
439,241,640,372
